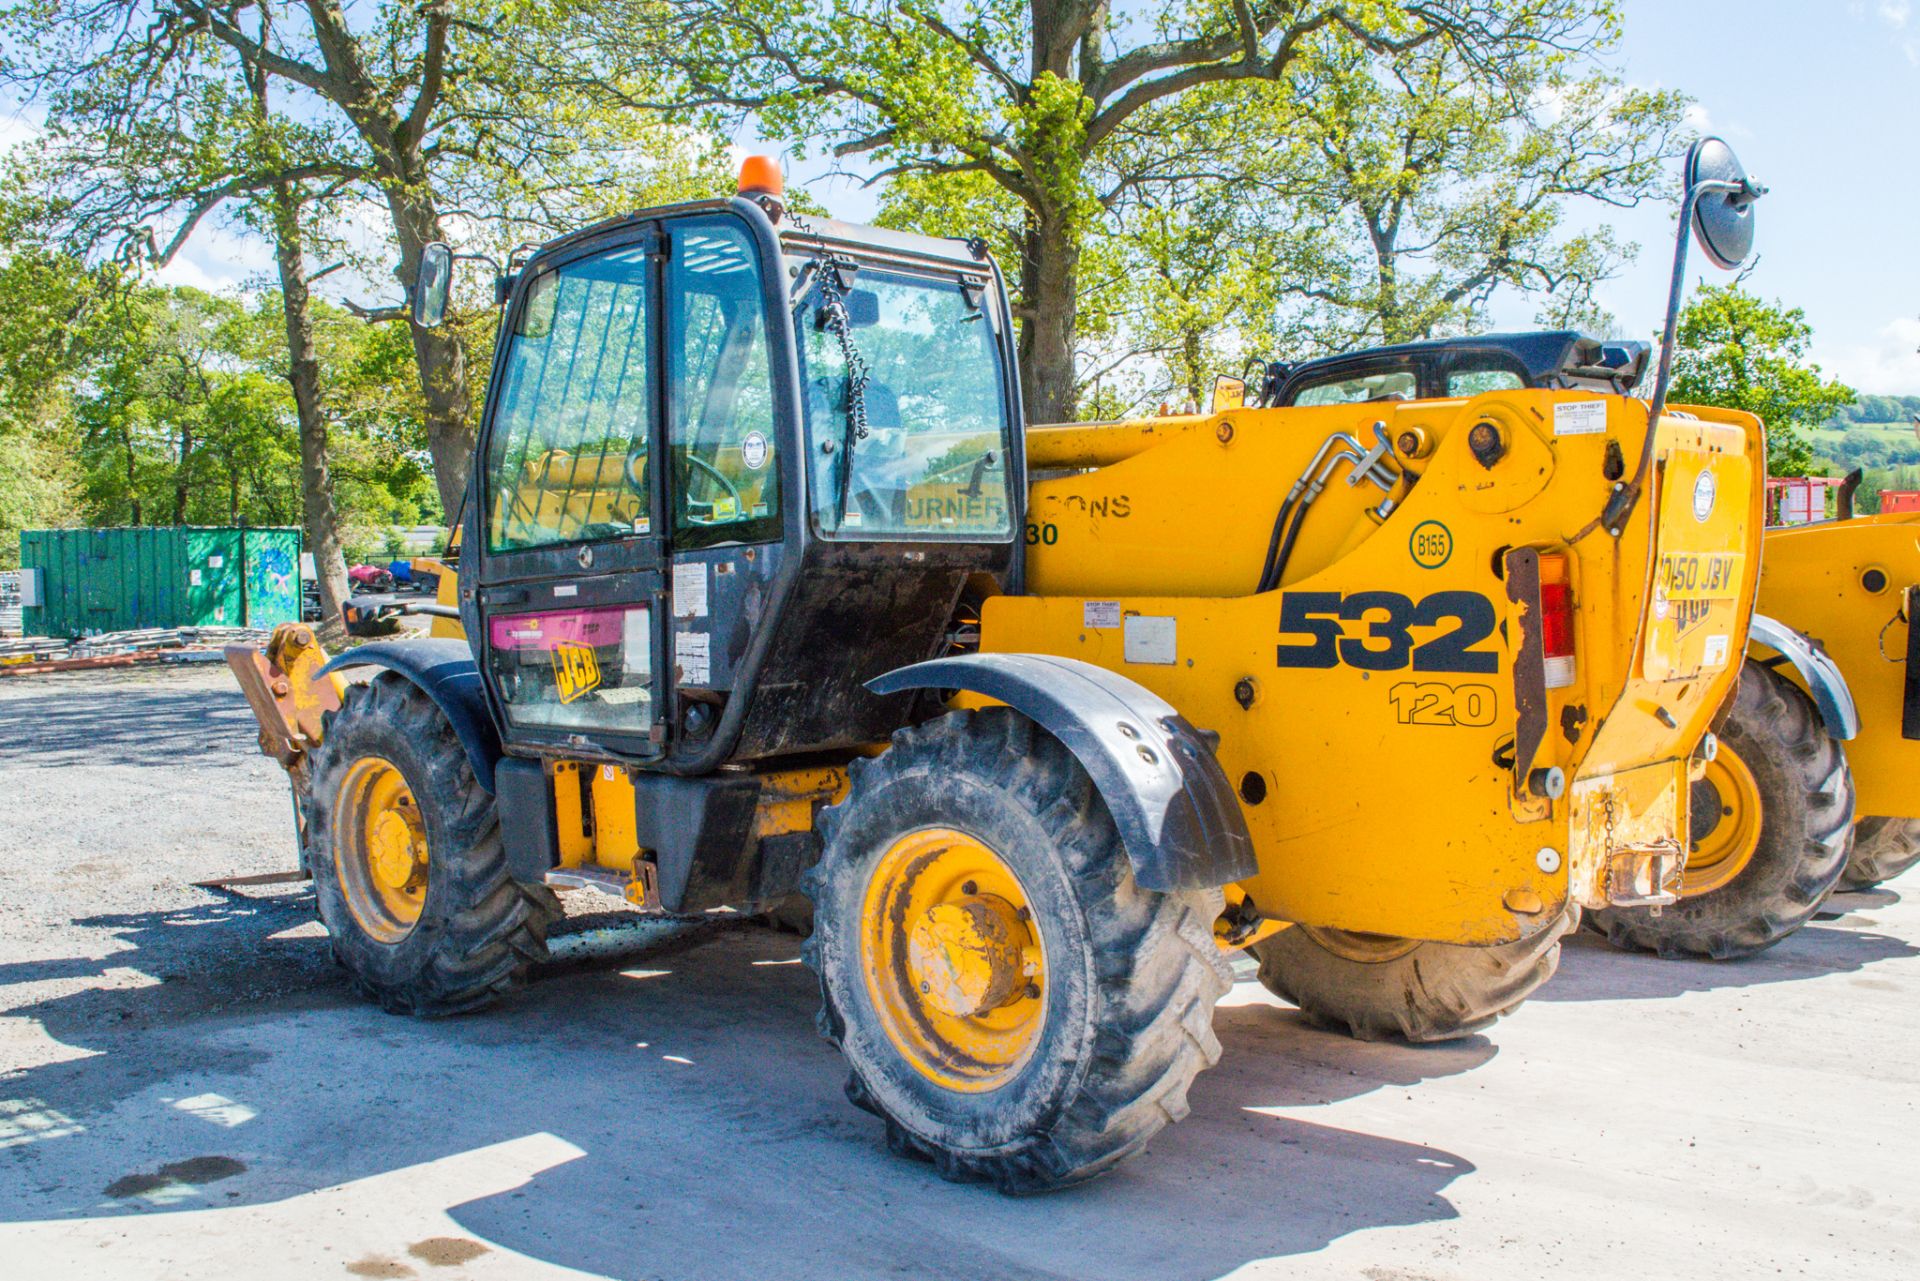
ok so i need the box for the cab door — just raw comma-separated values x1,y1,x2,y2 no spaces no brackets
471,225,668,756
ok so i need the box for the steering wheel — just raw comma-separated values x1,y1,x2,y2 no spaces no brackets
680,452,746,522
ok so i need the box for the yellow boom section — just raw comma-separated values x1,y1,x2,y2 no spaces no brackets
991,392,1764,944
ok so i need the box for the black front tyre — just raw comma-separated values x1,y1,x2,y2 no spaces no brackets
803,708,1230,1193
308,673,560,1015
1586,660,1854,960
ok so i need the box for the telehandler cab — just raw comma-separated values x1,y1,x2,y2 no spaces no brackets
229,141,1765,1191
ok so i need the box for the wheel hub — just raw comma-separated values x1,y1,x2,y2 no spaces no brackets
369,809,424,891
908,896,1033,1018
335,756,430,943
1681,744,1762,898
860,827,1047,1092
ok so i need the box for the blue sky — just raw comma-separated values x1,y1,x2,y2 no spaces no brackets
42,0,1918,396
1560,0,1920,393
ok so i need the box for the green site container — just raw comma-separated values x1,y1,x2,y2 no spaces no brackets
19,526,303,638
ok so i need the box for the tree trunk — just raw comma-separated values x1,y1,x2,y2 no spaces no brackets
124,428,140,524
267,185,352,623
1182,325,1204,409
172,423,192,524
382,180,472,517
1019,213,1082,425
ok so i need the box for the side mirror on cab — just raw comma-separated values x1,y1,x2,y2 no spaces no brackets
1209,375,1246,415
413,242,454,328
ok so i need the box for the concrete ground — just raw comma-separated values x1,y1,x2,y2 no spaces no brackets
1,667,1916,1281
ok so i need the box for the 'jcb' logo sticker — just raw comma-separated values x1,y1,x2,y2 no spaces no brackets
552,641,601,704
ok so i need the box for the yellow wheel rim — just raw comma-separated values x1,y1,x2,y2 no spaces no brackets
1299,926,1421,964
861,828,1046,1093
1683,745,1763,898
335,756,429,943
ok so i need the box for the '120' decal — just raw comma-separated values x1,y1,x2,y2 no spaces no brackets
1275,590,1498,673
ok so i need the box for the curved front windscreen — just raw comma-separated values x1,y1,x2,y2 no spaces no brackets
797,266,1013,539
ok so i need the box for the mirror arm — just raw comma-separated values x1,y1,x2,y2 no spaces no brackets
1592,176,1753,540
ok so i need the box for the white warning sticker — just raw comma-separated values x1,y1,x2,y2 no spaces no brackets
1553,400,1607,437
676,630,711,684
1083,601,1121,629
672,561,708,618
1702,633,1730,669
1123,616,1177,665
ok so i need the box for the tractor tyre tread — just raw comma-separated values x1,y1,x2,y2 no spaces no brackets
308,673,559,1016
801,708,1230,1193
1837,817,1920,892
1251,905,1575,1044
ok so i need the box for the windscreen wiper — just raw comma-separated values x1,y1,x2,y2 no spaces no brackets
787,212,871,525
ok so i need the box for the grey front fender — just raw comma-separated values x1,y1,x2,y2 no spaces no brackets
868,653,1257,892
317,639,504,791
1748,614,1860,740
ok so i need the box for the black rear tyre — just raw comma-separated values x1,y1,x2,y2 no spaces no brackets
1250,906,1575,1043
1836,816,1920,892
1586,660,1853,960
803,708,1230,1193
309,673,560,1015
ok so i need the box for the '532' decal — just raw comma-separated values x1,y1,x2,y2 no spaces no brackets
1276,590,1498,674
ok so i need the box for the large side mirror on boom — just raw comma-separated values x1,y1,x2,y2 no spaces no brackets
413,242,454,328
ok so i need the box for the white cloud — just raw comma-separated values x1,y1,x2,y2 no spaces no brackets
1820,316,1920,396
0,110,40,153
1683,102,1713,131
153,220,273,293
1880,1,1911,28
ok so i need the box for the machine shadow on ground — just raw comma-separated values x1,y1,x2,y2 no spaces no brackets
0,680,263,771
1540,908,1920,1002
4,899,1476,1281
5,865,1918,1280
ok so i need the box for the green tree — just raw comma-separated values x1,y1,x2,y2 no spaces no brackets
1255,22,1684,346
641,0,1610,423
0,218,112,563
1667,284,1856,477
3,0,726,514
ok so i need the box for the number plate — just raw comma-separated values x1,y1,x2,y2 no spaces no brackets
1655,551,1743,601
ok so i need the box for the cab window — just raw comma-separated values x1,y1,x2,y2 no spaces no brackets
1290,369,1417,407
669,221,779,549
485,244,653,553
1447,367,1528,397
798,266,1012,539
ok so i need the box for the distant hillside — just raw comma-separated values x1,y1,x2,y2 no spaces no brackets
1828,395,1920,427
1815,396,1920,473
1804,396,1920,510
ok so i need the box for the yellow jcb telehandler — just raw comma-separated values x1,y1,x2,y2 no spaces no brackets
228,140,1765,1190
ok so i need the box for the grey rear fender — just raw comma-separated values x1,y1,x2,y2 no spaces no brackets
1747,614,1860,740
867,653,1257,893
316,639,504,792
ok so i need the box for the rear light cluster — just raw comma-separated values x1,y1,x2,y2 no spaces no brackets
1539,552,1576,690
